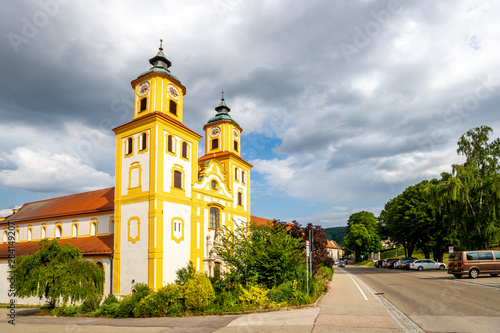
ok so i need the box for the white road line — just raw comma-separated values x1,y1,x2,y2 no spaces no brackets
342,269,368,300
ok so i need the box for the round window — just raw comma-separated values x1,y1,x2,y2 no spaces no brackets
211,180,218,190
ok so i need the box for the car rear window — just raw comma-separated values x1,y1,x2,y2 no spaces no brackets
449,253,459,261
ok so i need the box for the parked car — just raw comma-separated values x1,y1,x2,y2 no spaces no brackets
339,260,346,267
386,258,399,268
382,259,389,268
410,259,447,271
334,260,340,266
401,259,417,270
374,260,384,267
448,250,500,279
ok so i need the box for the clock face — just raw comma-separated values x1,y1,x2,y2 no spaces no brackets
167,85,180,99
233,129,239,139
138,82,150,96
210,127,221,137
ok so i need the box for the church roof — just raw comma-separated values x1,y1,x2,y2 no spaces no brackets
206,93,240,127
136,40,181,84
251,216,273,226
198,151,253,168
0,235,114,259
2,187,114,224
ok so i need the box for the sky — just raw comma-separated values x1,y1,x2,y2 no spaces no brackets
1,0,500,227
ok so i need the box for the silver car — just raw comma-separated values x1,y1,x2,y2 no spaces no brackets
410,259,446,271
339,260,346,267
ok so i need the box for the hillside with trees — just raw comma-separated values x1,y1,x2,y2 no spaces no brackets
323,226,347,245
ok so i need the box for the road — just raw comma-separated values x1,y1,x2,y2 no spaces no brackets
343,265,500,332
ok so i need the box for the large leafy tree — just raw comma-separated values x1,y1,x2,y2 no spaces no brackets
214,222,303,288
12,239,105,308
344,211,381,261
445,126,500,249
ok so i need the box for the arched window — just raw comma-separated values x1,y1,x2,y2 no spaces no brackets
210,207,220,229
238,192,243,206
235,167,239,181
72,224,78,238
140,132,147,151
91,222,97,236
15,230,20,242
242,171,246,184
41,226,46,239
182,141,188,159
167,135,174,153
55,225,62,239
173,170,182,189
126,137,133,155
234,140,238,152
2,230,7,243
140,97,147,112
27,228,32,242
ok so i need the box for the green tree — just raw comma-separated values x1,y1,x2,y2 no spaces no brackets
344,211,381,261
12,239,105,308
445,126,500,249
214,222,303,288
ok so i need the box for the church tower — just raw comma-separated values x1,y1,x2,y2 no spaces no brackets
113,41,202,294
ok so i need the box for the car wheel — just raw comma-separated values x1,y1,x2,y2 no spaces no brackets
439,265,445,270
417,266,423,271
469,268,479,279
453,274,462,279
490,274,498,277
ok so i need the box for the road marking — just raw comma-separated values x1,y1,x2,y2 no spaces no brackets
342,269,368,300
347,269,425,333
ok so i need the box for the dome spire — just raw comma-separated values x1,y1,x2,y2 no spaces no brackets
149,38,171,69
215,91,230,113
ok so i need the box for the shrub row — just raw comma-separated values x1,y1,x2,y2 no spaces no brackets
51,265,334,318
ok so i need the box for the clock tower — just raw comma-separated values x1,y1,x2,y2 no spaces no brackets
113,41,202,294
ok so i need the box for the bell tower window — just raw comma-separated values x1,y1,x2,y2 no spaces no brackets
140,97,147,112
211,139,219,150
234,141,238,152
170,100,177,115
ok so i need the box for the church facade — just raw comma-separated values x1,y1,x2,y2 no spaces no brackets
0,43,252,303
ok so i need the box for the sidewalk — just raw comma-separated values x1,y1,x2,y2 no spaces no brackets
1,268,408,332
217,267,404,332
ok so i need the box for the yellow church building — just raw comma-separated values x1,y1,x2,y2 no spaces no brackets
0,42,253,303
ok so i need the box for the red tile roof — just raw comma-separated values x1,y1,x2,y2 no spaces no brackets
0,235,114,259
198,151,253,168
251,215,273,226
326,240,340,249
1,188,115,224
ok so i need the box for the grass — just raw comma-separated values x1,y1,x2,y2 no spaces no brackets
354,260,374,266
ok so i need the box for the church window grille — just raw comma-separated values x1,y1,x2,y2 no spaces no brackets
167,135,174,153
173,170,182,189
210,207,220,229
140,97,147,112
170,100,177,115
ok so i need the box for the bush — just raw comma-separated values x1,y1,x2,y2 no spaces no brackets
176,261,195,285
115,283,152,318
94,303,119,317
102,293,119,305
239,284,276,309
184,273,215,311
268,280,310,306
51,305,80,317
318,266,333,281
133,284,184,317
79,294,101,313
